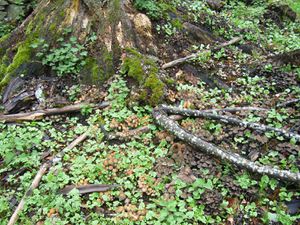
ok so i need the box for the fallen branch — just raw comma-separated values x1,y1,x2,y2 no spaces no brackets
153,106,300,183
162,36,242,69
0,101,110,123
169,106,268,121
201,106,268,113
59,184,119,195
160,105,300,142
8,132,89,225
276,99,300,108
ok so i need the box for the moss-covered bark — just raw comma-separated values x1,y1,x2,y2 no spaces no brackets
121,48,164,106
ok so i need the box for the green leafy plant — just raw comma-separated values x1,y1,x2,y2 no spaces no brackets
0,23,14,38
31,36,88,77
235,173,257,189
204,121,222,134
134,0,161,19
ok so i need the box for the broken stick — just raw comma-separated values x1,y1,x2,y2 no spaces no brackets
162,36,242,69
0,101,110,123
8,132,89,225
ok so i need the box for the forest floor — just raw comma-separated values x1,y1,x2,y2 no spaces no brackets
0,0,300,224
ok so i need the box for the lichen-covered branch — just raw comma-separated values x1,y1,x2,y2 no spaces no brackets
153,106,300,183
159,105,300,142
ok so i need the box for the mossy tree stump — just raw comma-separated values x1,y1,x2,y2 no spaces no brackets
0,0,159,92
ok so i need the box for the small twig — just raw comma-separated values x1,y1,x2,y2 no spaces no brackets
162,36,242,69
0,102,110,123
8,132,89,225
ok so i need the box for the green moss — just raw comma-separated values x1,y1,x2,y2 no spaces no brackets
165,78,175,85
171,18,183,30
0,34,10,45
121,49,144,83
49,23,57,33
83,56,112,84
109,0,121,24
85,58,101,81
144,73,164,106
0,40,32,89
121,48,165,106
26,13,45,36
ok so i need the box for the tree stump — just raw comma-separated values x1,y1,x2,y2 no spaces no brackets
0,0,157,90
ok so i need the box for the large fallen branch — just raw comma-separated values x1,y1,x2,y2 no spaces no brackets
0,102,110,123
153,106,300,183
169,106,268,121
160,105,300,142
8,132,89,225
162,36,242,69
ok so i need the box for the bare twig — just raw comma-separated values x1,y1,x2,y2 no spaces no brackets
162,36,242,69
8,132,89,225
153,106,300,183
0,102,110,123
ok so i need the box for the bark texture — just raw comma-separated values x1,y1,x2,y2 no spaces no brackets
153,106,300,183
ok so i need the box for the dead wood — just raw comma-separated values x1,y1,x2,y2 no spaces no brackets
59,184,119,195
3,91,36,113
183,22,218,44
159,105,300,142
200,106,268,113
169,106,268,121
153,106,300,183
162,36,242,69
0,102,110,123
276,99,300,108
271,49,300,66
8,132,89,225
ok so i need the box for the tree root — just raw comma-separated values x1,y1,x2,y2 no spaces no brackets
153,105,300,183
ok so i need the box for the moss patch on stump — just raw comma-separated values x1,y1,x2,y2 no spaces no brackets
121,48,164,106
